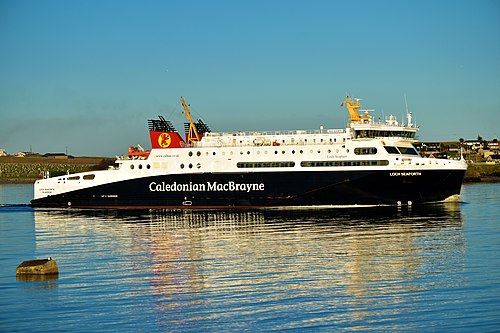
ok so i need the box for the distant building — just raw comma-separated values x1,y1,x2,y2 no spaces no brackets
488,141,499,151
0,149,7,157
415,141,459,158
42,153,74,159
463,140,482,150
15,152,26,157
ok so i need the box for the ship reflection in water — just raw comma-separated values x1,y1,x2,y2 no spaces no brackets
33,204,465,331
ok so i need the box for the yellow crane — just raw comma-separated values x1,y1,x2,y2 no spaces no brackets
180,96,200,144
342,96,371,123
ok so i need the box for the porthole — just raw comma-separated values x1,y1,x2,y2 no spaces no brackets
282,151,285,154
213,152,216,156
275,151,278,155
317,150,321,154
196,151,201,156
300,150,303,154
247,151,250,155
328,149,331,153
240,151,243,155
138,164,143,169
197,163,201,169
130,164,135,170
292,150,295,154
189,163,193,169
180,164,185,169
189,151,193,157
147,164,151,169
346,149,349,153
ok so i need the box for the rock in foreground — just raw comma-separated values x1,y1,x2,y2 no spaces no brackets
16,258,59,276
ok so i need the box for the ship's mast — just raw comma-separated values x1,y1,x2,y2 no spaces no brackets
180,96,200,144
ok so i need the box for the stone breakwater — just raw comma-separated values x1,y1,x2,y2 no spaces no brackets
0,162,90,180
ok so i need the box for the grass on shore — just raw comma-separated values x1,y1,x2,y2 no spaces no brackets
0,156,115,181
465,163,500,181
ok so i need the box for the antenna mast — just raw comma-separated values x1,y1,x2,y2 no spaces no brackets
404,94,413,128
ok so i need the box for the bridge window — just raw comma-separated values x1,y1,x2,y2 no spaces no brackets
397,147,419,155
384,146,400,154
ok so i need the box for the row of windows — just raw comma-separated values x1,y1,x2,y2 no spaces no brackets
354,147,377,155
181,163,201,169
237,162,295,168
187,148,349,157
130,164,152,170
66,174,96,180
236,160,389,168
356,130,416,139
301,160,389,167
130,163,203,170
244,137,346,145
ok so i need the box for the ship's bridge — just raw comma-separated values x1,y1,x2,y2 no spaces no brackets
342,96,419,142
351,123,418,142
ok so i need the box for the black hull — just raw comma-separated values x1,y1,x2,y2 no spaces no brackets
31,169,466,208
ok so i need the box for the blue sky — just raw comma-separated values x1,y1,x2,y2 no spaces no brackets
1,0,499,156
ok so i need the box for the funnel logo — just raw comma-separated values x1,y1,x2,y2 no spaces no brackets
158,133,171,148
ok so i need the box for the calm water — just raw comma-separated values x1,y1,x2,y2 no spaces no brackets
0,183,499,332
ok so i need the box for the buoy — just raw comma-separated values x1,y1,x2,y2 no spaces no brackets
16,258,59,276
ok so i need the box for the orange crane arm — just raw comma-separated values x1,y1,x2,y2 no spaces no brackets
180,97,200,144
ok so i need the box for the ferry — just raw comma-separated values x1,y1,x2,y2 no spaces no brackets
31,96,467,208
